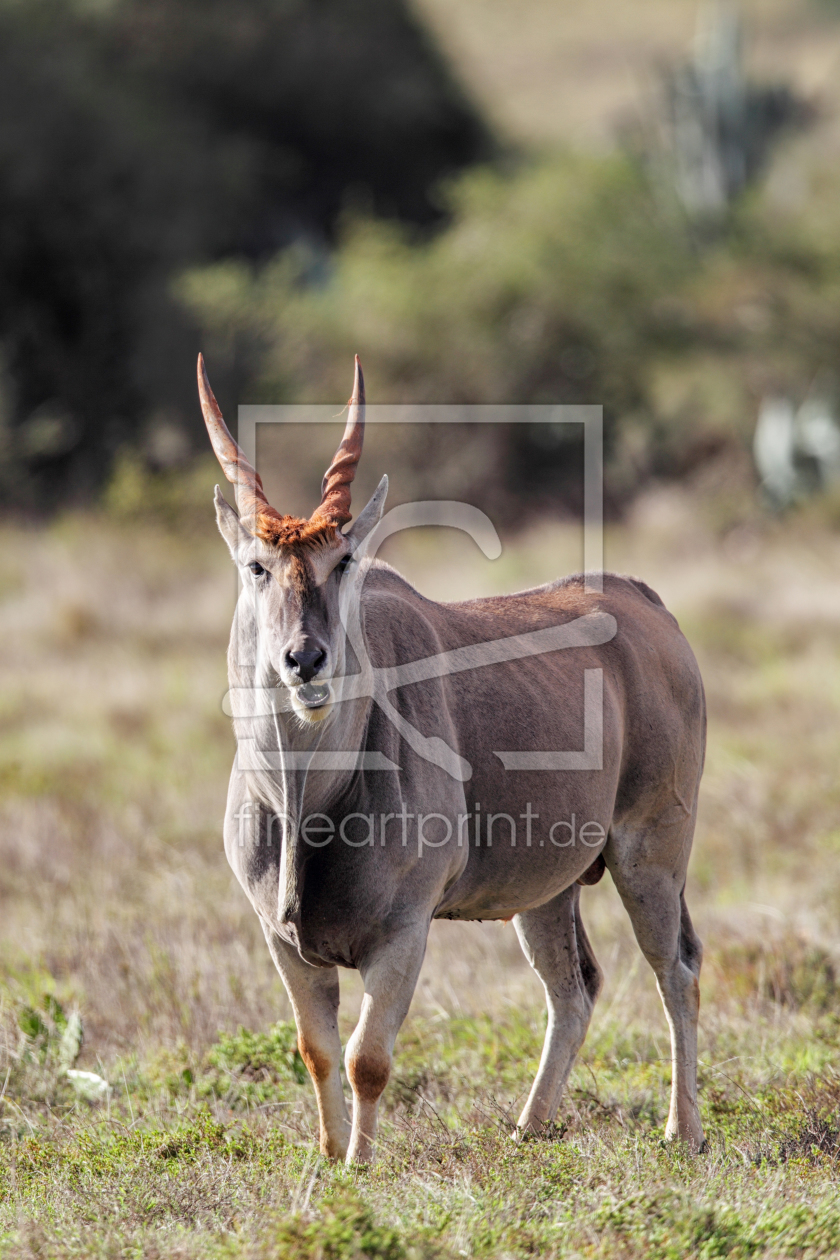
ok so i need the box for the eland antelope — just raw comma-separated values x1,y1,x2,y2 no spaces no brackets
199,354,706,1162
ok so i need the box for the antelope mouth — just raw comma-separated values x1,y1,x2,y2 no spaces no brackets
296,682,331,710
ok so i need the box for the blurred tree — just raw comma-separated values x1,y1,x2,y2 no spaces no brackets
663,5,812,230
182,152,697,524
0,0,491,508
184,126,840,527
111,0,492,243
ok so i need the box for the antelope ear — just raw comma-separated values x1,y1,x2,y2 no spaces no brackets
214,485,251,561
345,475,388,545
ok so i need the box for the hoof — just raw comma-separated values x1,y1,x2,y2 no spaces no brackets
515,1120,566,1144
662,1129,706,1155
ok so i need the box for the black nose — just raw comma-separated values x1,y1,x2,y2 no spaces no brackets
286,649,326,683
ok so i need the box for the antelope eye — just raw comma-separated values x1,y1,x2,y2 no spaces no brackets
248,561,266,577
336,554,352,575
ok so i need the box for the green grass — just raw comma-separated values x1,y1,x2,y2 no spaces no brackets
4,496,840,1254
4,1004,840,1257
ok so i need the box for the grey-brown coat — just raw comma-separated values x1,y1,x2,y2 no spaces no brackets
199,356,706,1162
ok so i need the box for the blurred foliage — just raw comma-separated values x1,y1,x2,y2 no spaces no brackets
103,449,224,536
184,139,840,523
0,0,490,510
184,151,696,521
3,0,840,525
712,933,840,1012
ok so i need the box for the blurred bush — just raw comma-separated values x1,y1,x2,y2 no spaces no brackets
5,0,840,527
0,0,491,510
183,152,697,522
184,137,840,525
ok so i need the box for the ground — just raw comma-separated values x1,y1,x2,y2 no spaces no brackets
2,465,840,1256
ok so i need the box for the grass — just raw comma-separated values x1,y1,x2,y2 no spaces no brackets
4,480,840,1254
413,0,840,147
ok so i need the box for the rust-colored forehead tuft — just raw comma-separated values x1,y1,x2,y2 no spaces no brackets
253,512,338,549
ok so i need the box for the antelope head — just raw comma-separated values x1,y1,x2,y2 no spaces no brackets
198,355,387,724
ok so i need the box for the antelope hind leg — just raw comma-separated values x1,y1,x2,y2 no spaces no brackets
608,820,705,1152
513,884,603,1135
261,920,351,1160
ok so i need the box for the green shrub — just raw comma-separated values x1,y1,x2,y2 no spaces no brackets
269,1191,411,1260
182,150,696,520
206,1020,307,1087
143,1021,307,1108
183,139,840,519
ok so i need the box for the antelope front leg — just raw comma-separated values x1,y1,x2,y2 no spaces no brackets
345,925,428,1164
261,920,351,1160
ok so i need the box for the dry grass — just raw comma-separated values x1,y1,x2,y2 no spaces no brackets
3,476,840,1254
414,0,840,149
